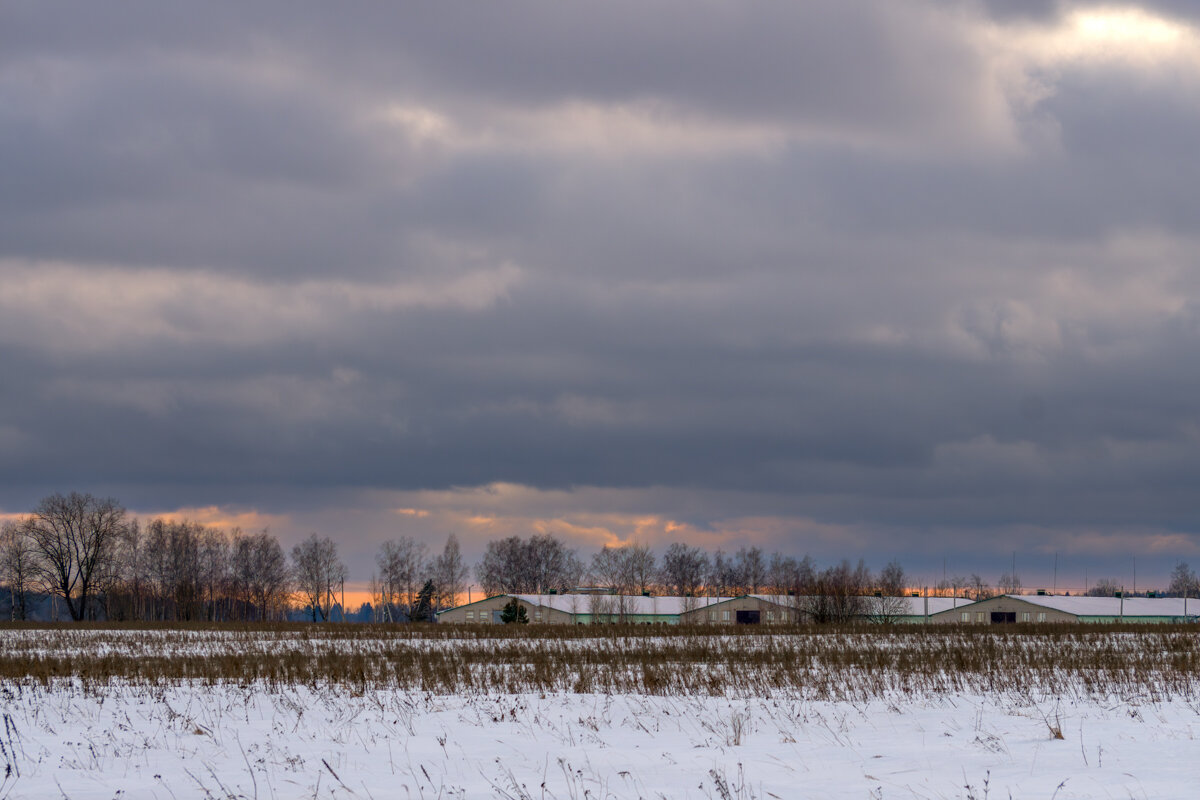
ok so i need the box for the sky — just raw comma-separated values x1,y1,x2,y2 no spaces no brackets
3,0,1200,592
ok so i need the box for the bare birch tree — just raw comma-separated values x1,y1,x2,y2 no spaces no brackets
431,534,468,610
659,543,708,597
1,521,36,620
291,533,346,621
625,543,656,595
377,537,427,619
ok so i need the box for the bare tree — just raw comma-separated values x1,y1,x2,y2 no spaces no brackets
997,572,1022,595
99,519,145,621
590,545,633,594
625,543,656,595
198,526,230,621
231,529,290,621
708,550,737,596
292,533,346,621
377,537,427,619
474,534,582,597
430,534,468,610
255,532,291,621
734,547,767,594
1,521,36,620
1167,562,1200,598
24,492,128,621
801,560,868,624
966,573,993,601
526,534,583,594
660,543,709,597
765,552,797,595
866,560,909,623
1086,578,1121,597
590,545,637,619
366,573,384,622
143,519,206,620
475,536,524,596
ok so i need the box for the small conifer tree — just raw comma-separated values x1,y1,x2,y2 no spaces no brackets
500,597,529,624
410,580,436,623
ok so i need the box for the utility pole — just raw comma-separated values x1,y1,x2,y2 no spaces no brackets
1053,553,1058,595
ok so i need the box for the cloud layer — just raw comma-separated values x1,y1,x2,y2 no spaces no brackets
3,1,1200,584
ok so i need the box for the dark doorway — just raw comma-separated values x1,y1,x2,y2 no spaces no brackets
736,610,761,625
990,611,1016,624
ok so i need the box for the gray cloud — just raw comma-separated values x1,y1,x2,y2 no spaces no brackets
2,1,1200,581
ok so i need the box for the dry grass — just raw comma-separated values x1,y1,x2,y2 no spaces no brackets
0,622,1196,699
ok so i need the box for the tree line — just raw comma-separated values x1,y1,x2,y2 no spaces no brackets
4,492,1198,622
0,492,469,623
1,493,325,621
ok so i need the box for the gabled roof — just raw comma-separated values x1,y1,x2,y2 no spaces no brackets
438,593,976,617
510,594,737,615
869,596,973,616
744,595,971,615
1002,594,1198,617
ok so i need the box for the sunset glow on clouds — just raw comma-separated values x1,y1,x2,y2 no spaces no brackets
3,1,1200,586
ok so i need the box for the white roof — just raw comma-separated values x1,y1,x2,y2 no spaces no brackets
886,596,973,616
1006,594,1198,617
511,594,738,616
445,593,975,617
748,595,970,615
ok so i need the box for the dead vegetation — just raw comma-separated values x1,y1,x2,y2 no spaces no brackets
0,623,1197,699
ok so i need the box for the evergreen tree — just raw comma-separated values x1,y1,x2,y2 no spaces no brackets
500,597,528,624
411,580,436,622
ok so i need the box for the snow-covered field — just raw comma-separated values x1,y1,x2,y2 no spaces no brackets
1,627,1198,798
4,682,1199,799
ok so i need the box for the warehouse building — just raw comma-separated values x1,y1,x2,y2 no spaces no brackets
437,594,972,625
678,595,802,624
436,594,740,625
930,594,1199,624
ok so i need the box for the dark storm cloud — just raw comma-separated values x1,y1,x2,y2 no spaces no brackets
3,0,1200,578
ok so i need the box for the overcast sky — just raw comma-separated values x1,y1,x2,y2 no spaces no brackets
3,1,1200,589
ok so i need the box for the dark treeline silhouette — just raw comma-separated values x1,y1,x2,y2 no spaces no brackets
5,492,1197,623
1,493,298,621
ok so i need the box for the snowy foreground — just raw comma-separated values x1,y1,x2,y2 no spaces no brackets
2,681,1198,799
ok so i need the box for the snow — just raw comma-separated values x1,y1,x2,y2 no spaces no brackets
473,594,974,618
2,681,1198,798
510,594,740,615
1001,594,1199,618
2,626,1198,798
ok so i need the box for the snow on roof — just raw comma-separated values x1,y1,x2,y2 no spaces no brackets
891,597,972,616
747,595,970,615
440,594,979,617
512,594,738,615
1006,594,1198,617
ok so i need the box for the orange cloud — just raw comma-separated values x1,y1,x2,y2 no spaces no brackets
392,507,431,518
136,505,291,533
